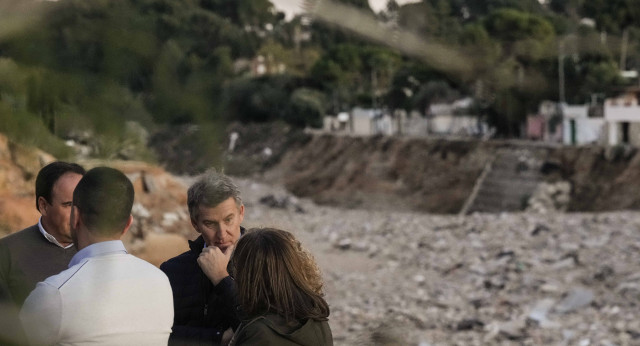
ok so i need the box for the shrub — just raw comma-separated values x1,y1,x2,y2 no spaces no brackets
0,105,72,159
283,88,325,128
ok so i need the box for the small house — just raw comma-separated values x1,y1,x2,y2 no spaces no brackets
604,89,640,146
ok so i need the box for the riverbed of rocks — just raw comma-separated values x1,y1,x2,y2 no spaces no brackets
234,177,640,346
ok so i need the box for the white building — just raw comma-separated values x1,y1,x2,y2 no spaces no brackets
428,97,490,136
604,89,640,146
350,108,397,135
428,115,488,136
561,103,604,145
531,100,604,145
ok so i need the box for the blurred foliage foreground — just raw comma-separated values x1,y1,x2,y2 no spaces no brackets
0,0,321,164
0,0,639,165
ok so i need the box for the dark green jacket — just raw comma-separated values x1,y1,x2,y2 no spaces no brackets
229,314,333,346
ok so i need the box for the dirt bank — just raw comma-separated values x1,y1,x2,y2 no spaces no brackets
145,122,640,214
0,134,55,233
264,134,491,213
258,133,640,214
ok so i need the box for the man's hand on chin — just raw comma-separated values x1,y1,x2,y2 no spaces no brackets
197,244,235,285
221,327,234,345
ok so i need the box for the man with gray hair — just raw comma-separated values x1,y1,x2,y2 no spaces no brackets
161,170,245,345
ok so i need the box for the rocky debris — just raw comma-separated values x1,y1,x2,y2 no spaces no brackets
530,223,551,236
233,177,640,345
221,121,296,175
62,121,151,161
456,318,484,331
0,134,54,194
141,171,157,193
527,298,558,328
3,144,640,345
258,194,305,213
151,122,298,176
334,237,352,250
526,181,571,213
64,139,93,158
555,287,594,313
109,161,194,236
485,318,528,341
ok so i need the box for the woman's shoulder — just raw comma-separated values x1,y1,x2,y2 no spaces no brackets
233,314,333,346
239,314,296,336
229,316,276,346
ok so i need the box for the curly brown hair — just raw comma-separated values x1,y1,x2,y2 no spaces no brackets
231,228,330,322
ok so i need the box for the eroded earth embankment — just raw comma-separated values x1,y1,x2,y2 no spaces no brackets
264,133,640,213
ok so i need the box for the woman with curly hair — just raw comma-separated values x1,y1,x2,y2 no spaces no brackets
228,227,333,346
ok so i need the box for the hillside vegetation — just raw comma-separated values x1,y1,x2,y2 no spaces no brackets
0,0,639,167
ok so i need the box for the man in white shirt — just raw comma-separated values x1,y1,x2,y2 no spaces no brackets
20,166,174,345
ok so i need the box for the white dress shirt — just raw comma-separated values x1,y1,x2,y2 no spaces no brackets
20,240,174,345
37,217,73,249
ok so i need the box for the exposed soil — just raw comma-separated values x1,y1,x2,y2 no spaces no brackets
148,122,640,214
264,134,491,213
149,121,298,176
259,134,640,214
0,134,55,233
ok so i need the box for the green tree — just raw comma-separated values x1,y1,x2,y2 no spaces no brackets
483,9,555,47
385,62,452,112
463,0,545,18
26,71,58,133
284,88,326,128
224,76,292,123
582,0,640,34
200,0,277,27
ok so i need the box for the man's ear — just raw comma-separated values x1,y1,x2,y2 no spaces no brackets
121,215,133,237
238,204,245,223
70,205,81,230
37,197,48,215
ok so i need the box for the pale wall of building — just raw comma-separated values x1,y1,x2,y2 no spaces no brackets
563,118,605,145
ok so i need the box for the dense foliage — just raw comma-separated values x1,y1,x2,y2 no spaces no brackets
0,0,638,158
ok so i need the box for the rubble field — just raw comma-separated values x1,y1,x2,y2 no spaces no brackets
235,177,640,346
2,128,639,345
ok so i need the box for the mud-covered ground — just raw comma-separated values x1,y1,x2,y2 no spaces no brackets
234,177,640,346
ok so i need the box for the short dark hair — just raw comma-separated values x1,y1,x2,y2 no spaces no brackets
187,169,242,221
35,161,86,210
232,228,330,322
73,167,134,235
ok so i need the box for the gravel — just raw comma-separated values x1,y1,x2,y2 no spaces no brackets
233,177,640,346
